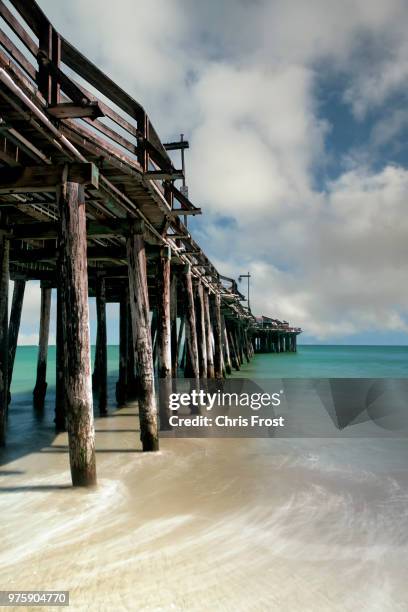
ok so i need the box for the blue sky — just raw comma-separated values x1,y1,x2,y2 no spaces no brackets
10,0,408,345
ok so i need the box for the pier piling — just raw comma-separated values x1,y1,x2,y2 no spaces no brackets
95,275,108,416
182,263,200,380
7,279,25,402
116,288,129,405
210,293,223,379
0,232,9,446
127,221,158,452
59,180,96,486
33,284,51,410
157,247,172,427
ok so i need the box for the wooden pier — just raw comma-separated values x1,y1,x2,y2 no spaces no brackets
0,0,301,486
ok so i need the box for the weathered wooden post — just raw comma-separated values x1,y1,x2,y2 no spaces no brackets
181,263,199,379
157,247,172,428
170,273,178,378
92,325,100,391
0,231,9,446
58,177,96,486
151,309,158,367
116,286,128,405
127,220,158,451
33,284,51,409
176,314,185,373
210,292,223,378
126,298,138,397
195,281,208,378
241,326,250,363
55,284,66,431
233,325,243,364
95,275,108,416
203,288,215,378
228,324,240,371
7,279,25,402
222,316,232,375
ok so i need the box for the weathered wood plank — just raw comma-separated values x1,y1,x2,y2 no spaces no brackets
0,162,99,194
47,102,104,119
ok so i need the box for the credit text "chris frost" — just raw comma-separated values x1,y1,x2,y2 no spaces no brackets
168,415,285,428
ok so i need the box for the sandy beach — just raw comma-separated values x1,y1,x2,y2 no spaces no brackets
1,395,408,612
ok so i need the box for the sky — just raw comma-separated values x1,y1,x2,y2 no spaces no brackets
9,0,408,344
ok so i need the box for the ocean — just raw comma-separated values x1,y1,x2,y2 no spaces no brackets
10,344,408,396
1,345,408,610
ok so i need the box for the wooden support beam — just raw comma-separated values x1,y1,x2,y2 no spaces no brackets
0,162,99,194
12,218,131,240
126,221,158,451
33,285,51,410
229,323,241,368
168,208,202,217
222,316,232,375
181,263,199,379
228,325,240,371
170,273,178,378
195,281,207,378
203,288,215,378
210,292,223,379
151,308,158,366
0,231,9,446
126,297,139,397
95,275,108,416
92,319,100,392
177,315,185,371
116,287,128,405
58,180,96,486
7,279,25,402
54,284,66,431
145,170,184,181
157,247,172,429
47,101,104,119
163,140,189,151
169,183,201,214
9,245,128,264
157,247,171,379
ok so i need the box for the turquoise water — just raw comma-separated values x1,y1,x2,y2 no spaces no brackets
231,345,408,378
11,346,119,395
10,344,408,395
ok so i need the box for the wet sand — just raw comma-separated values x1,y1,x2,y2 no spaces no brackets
1,399,408,611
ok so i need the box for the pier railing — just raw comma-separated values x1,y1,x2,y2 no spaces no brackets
0,0,200,216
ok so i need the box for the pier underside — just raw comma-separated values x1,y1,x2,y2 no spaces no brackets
0,0,301,485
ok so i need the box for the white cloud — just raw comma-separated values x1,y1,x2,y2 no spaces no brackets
26,0,408,341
